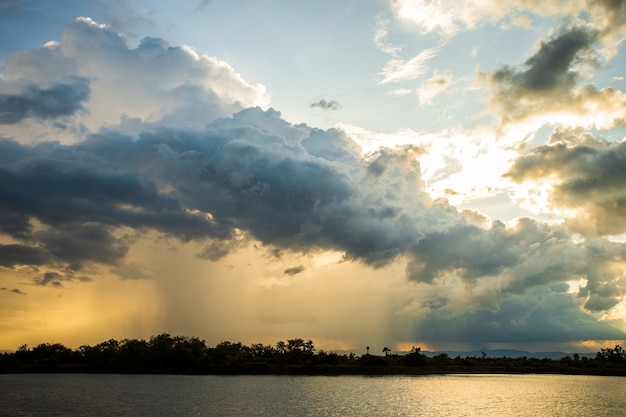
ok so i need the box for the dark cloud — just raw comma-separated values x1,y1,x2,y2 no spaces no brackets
311,99,342,111
0,76,90,124
0,244,49,268
410,286,626,346
196,239,242,262
35,271,69,287
0,108,624,329
406,215,626,313
505,128,626,236
406,221,519,283
0,287,26,295
483,26,615,126
38,224,127,266
509,27,595,92
1,108,420,275
284,265,305,276
0,107,434,277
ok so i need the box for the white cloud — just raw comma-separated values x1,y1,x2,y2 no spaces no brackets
374,21,401,57
387,0,626,65
1,17,269,142
416,69,453,105
374,18,439,86
338,123,520,206
379,47,438,84
387,0,579,35
388,88,413,97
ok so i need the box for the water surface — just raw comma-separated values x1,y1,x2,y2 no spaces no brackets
1,373,625,416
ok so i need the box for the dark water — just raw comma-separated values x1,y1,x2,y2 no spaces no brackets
1,373,625,416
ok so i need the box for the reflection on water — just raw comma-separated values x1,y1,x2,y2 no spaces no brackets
1,373,625,416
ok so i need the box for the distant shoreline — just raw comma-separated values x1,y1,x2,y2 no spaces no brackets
1,366,625,377
2,335,625,377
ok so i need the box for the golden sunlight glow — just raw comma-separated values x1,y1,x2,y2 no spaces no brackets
395,341,435,352
577,339,626,352
0,272,162,351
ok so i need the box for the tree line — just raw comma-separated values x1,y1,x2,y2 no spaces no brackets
1,334,625,376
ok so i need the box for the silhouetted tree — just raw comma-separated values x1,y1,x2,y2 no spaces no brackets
4,336,626,376
118,338,150,372
31,343,78,370
404,349,426,367
596,345,626,363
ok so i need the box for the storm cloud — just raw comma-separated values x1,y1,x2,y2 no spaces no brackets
411,285,626,346
1,16,625,350
0,108,436,272
2,108,625,323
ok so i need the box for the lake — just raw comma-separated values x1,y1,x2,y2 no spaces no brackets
1,373,625,416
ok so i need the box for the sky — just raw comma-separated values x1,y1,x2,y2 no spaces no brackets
1,0,626,354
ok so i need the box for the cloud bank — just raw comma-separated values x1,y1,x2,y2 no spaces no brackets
1,16,625,350
3,105,624,344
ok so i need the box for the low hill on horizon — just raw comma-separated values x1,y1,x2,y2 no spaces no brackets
419,349,595,360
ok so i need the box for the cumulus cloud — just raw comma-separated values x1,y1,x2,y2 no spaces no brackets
1,107,625,330
2,17,625,347
408,217,626,311
506,127,626,236
408,285,626,346
0,108,434,274
1,17,268,139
